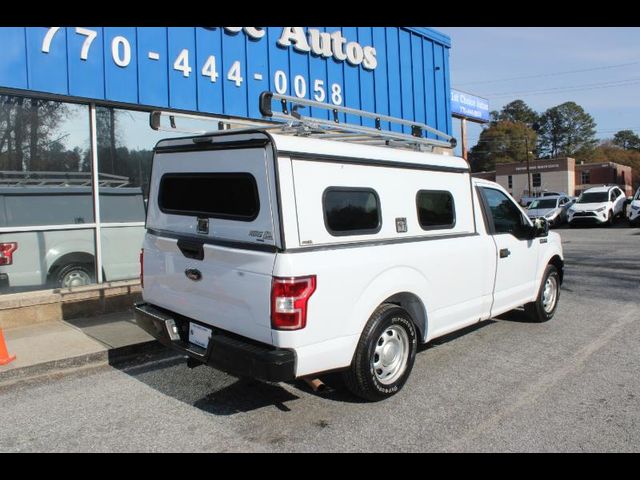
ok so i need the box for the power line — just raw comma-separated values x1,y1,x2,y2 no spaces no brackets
484,77,640,98
455,60,640,87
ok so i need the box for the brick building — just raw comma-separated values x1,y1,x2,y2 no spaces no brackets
473,158,634,202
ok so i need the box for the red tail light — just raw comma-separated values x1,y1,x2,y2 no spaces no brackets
0,243,17,266
139,248,144,288
271,275,316,330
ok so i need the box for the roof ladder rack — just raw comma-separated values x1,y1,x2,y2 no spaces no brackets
149,91,457,152
258,91,457,151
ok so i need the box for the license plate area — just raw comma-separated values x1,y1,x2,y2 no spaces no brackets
189,322,212,349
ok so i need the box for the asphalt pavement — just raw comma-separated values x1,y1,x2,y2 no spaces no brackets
1,222,638,452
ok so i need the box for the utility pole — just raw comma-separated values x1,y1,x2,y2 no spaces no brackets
525,135,532,195
460,118,468,161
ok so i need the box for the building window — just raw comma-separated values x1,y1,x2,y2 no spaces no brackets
416,190,455,230
581,170,590,184
0,94,96,293
508,175,513,189
323,187,381,236
532,173,541,188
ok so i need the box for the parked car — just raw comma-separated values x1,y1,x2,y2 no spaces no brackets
0,186,145,292
134,112,565,401
567,185,626,226
520,191,568,208
526,195,573,227
628,187,640,227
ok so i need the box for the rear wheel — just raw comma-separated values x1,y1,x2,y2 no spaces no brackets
342,303,417,401
55,263,95,288
524,264,560,323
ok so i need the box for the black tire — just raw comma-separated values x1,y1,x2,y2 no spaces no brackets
54,262,95,288
524,264,560,323
342,303,418,402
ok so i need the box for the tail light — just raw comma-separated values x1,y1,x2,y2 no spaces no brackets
271,275,316,330
139,248,144,288
0,243,17,266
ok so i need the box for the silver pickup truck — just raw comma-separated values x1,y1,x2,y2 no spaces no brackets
0,186,145,292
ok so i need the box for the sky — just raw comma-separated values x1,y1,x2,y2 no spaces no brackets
435,27,640,158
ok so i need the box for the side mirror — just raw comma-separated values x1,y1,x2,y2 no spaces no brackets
532,217,549,238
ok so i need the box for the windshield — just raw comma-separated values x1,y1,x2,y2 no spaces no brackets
529,199,557,209
578,192,608,203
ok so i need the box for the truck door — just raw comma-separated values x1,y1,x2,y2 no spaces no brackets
478,186,540,317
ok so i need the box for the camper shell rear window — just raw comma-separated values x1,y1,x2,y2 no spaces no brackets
158,172,259,221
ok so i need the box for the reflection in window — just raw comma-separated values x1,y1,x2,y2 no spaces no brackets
0,95,92,227
323,188,380,235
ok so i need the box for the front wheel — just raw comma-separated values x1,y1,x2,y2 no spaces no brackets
342,304,418,401
524,264,560,322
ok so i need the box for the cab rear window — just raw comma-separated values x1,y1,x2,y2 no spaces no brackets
158,173,259,221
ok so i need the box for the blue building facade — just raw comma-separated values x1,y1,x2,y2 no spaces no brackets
0,27,452,295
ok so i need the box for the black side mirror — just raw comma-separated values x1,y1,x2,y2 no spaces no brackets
532,217,549,238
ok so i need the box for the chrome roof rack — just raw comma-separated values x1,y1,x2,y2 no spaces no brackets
150,91,457,152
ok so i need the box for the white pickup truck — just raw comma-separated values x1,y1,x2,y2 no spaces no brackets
136,131,563,400
135,97,564,401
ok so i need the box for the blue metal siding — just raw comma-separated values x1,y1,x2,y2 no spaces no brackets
0,27,452,136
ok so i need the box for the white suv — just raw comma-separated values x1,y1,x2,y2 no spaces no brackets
567,185,626,226
628,187,640,227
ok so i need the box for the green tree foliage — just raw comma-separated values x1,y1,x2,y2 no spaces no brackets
537,102,597,159
612,130,640,151
495,99,539,126
469,121,537,172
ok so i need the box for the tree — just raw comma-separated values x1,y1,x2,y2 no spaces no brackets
593,140,640,189
612,130,640,151
537,102,597,159
468,120,537,172
496,99,539,127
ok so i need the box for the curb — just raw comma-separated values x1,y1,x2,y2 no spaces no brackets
0,340,169,387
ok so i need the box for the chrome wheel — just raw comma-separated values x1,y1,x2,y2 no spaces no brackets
542,275,558,314
372,324,410,385
61,269,92,288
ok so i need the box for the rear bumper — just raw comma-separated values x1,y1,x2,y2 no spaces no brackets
134,302,296,382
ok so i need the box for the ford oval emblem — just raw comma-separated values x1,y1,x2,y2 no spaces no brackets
185,268,202,282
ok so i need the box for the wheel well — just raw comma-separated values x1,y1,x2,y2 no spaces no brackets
549,255,564,285
383,292,428,341
48,252,95,279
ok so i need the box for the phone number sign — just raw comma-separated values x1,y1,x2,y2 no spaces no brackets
0,27,452,134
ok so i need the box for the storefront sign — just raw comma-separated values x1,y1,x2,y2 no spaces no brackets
450,89,489,123
0,27,452,135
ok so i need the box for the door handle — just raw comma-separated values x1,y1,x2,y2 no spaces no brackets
499,248,511,258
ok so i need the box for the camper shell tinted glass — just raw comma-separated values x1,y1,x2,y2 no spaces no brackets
323,187,381,236
416,190,456,230
158,172,260,221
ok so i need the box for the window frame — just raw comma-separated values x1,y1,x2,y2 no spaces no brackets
322,186,382,237
158,172,260,222
415,189,456,231
532,172,542,188
477,186,532,239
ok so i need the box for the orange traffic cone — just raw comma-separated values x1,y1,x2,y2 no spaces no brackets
0,328,16,365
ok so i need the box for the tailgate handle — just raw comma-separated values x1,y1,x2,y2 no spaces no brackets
177,239,204,260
